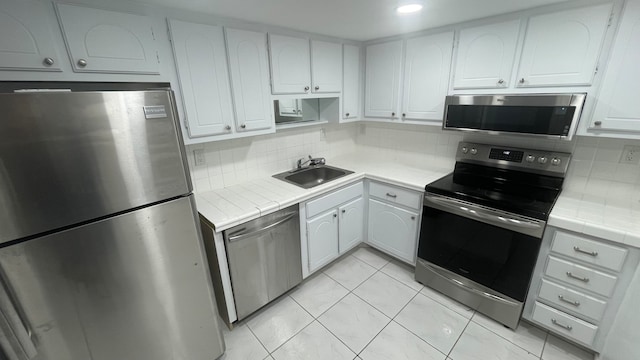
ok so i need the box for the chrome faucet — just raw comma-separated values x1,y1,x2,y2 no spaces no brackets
296,155,326,170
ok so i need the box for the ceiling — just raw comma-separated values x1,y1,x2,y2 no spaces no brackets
138,0,570,41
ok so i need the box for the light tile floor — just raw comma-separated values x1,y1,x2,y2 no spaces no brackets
219,247,596,360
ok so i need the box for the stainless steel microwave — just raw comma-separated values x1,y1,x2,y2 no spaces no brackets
442,94,586,140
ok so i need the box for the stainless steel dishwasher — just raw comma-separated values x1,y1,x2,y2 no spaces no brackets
224,204,302,320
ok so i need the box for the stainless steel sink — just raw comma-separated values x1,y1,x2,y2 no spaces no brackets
273,165,354,189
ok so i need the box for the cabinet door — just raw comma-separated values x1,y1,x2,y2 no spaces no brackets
343,44,360,119
453,20,521,89
516,4,612,87
225,28,274,132
589,0,640,134
0,0,61,72
367,199,419,264
311,40,342,93
169,20,234,138
338,197,364,253
402,32,454,121
364,40,403,118
56,4,159,74
307,209,339,273
269,34,311,94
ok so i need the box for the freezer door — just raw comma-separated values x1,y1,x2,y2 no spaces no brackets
0,90,191,243
0,195,224,360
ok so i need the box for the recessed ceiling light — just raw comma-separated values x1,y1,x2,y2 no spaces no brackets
396,3,424,14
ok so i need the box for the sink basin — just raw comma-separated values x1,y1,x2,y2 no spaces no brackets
273,165,354,189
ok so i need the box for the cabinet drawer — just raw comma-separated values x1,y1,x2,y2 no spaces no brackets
538,279,607,322
306,182,363,218
545,256,617,297
369,182,421,210
552,231,628,272
532,302,598,346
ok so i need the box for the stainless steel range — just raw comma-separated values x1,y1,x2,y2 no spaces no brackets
415,141,571,329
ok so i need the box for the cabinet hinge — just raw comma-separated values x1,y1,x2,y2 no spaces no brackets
184,117,189,129
156,51,160,64
608,12,614,27
595,64,599,75
151,27,156,40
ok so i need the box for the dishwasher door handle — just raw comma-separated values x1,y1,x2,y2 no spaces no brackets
227,213,296,242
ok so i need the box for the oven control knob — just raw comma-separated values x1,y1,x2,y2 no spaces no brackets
526,155,536,163
461,146,468,154
551,157,561,166
470,148,478,155
538,156,548,164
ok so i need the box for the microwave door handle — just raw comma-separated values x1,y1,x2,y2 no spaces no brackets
0,279,37,360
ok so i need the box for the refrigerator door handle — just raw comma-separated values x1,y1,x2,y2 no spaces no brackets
0,280,37,360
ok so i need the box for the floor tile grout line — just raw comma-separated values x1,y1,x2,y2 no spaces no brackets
469,315,547,357
245,322,271,357
540,331,550,360
267,317,317,357
315,316,363,358
445,316,473,358
353,316,394,358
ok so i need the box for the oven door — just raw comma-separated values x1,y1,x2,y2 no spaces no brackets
417,193,545,303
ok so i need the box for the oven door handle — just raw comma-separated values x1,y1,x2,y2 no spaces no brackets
421,261,520,306
424,194,544,237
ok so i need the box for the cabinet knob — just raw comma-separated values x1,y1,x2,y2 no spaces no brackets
225,125,231,130
519,78,525,84
314,86,320,90
402,113,406,118
342,209,346,213
594,121,602,126
411,216,416,220
333,213,337,218
304,86,310,91
77,59,88,67
497,79,504,84
391,112,396,117
43,57,55,66
345,112,350,117
241,124,246,129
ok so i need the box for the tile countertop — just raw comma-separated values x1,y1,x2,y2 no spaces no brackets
195,157,640,249
194,157,452,232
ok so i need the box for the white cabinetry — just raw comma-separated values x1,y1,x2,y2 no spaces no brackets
311,40,342,93
268,34,311,94
516,4,612,87
56,4,160,74
366,181,421,264
225,28,273,132
303,182,364,275
0,0,62,72
342,44,361,120
364,40,403,119
453,20,521,89
169,20,234,138
402,32,454,121
587,0,640,137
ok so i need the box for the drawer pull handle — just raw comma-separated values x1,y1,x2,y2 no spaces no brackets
551,318,573,331
566,272,590,283
573,246,598,257
558,294,580,307
386,193,397,198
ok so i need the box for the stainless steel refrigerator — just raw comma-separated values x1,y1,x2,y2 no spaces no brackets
0,84,225,360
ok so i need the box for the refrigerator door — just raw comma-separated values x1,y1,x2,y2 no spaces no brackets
0,195,224,360
0,90,191,244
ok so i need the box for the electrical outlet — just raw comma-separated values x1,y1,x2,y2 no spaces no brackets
193,149,206,166
620,145,640,165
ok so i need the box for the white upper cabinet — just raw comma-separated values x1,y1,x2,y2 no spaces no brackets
342,44,361,120
56,4,159,74
588,0,640,136
0,0,61,72
453,20,521,89
268,34,311,94
364,40,403,119
402,32,454,121
516,4,612,87
311,40,342,93
225,28,273,132
169,20,234,138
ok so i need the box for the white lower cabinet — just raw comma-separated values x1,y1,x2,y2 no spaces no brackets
367,198,419,264
307,209,340,273
338,197,364,251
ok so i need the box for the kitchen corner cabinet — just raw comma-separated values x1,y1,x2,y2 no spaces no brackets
515,3,612,87
364,40,403,119
453,20,521,89
587,0,640,136
169,20,235,137
311,40,342,93
342,44,361,120
307,209,340,273
268,34,311,94
0,0,62,72
56,4,160,74
402,32,454,121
